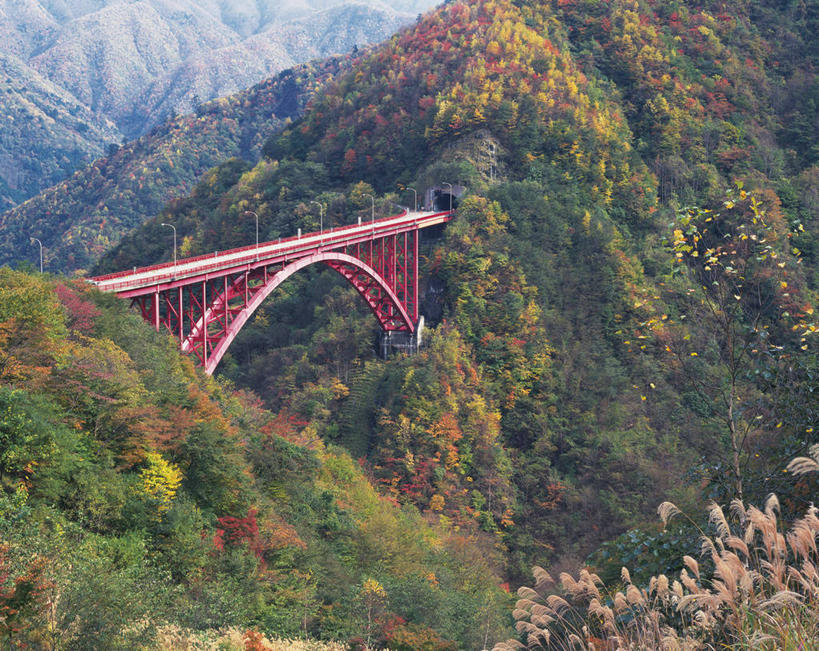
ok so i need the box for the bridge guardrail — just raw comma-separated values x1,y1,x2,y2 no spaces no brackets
91,209,452,293
91,208,411,283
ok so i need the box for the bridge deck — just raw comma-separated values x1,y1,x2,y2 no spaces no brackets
90,209,451,294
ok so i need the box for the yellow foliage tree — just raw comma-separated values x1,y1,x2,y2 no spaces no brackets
138,451,183,516
359,578,387,647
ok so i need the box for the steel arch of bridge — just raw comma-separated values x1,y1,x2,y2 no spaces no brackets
181,252,414,375
90,209,453,374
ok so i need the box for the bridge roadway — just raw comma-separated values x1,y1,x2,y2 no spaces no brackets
90,207,452,296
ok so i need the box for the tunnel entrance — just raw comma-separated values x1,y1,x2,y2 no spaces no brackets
424,184,465,212
433,192,458,211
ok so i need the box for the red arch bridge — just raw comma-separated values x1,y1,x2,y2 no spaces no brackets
89,208,453,374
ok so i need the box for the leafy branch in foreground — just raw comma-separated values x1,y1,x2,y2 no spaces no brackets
495,495,819,650
632,186,816,502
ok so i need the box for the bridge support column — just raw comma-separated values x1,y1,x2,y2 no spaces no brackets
377,316,425,359
178,288,184,344
412,229,419,322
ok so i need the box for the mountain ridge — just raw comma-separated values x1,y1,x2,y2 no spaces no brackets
0,0,437,209
0,57,346,272
1,0,819,646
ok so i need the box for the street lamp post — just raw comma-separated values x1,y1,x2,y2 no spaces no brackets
160,223,177,271
362,193,375,230
406,187,417,212
309,201,324,237
244,210,259,258
30,237,43,272
442,182,453,211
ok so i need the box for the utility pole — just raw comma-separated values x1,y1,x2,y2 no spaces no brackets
160,223,177,271
363,193,375,230
30,237,43,272
309,201,325,238
406,187,417,212
244,210,259,258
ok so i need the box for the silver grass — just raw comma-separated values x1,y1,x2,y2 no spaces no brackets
787,444,819,475
658,501,682,526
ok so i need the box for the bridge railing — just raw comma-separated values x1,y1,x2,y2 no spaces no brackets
91,208,418,284
92,210,454,294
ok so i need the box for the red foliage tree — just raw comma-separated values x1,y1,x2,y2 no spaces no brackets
214,509,263,560
0,544,53,646
54,282,100,334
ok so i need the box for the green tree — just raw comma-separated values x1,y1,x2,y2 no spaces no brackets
0,388,58,490
658,186,813,500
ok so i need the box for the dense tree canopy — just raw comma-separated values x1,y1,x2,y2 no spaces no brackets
4,0,819,645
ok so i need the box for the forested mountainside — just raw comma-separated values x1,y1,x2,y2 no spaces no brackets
4,0,819,647
0,52,121,212
101,0,819,561
0,0,437,211
0,269,508,648
0,57,346,274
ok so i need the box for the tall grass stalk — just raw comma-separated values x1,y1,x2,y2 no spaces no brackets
494,496,819,650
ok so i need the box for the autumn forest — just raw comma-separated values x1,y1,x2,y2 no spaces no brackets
2,0,819,648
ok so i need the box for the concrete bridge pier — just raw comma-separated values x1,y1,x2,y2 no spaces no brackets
379,316,425,358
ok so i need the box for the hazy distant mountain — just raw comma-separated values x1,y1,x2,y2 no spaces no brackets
127,3,419,135
0,57,344,273
0,52,120,211
0,0,438,209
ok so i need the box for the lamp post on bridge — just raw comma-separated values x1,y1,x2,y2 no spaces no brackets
442,182,453,212
309,201,324,239
160,223,177,272
362,193,375,231
406,187,417,212
30,237,43,273
243,210,259,259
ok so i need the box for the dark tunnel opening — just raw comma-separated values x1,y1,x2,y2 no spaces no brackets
432,192,458,211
